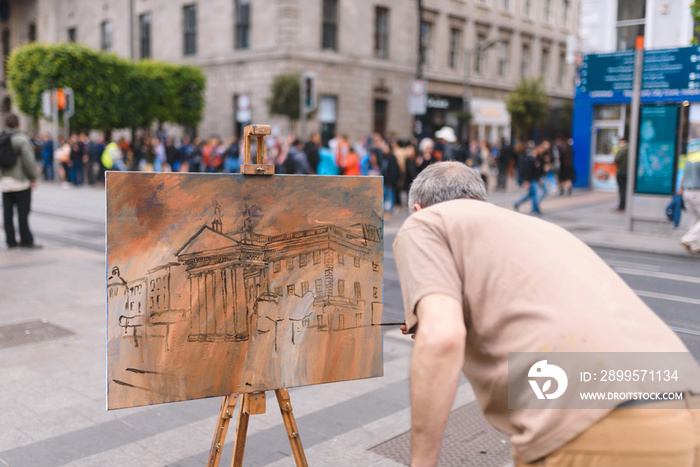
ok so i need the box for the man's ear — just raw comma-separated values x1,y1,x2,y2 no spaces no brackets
413,204,423,212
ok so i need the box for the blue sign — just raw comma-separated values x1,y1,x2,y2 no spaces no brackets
635,104,678,195
577,46,700,103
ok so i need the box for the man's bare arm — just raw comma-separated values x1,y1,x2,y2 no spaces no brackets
410,293,466,467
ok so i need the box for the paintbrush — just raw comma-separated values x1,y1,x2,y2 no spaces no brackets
379,322,405,326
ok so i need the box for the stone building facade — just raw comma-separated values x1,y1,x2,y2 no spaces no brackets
0,0,578,143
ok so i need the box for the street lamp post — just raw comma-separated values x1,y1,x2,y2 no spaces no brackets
462,37,502,144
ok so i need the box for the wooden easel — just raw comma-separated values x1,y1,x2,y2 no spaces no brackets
207,124,308,467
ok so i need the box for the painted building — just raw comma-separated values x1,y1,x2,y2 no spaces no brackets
110,206,383,353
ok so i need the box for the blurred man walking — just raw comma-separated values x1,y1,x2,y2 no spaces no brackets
0,113,41,249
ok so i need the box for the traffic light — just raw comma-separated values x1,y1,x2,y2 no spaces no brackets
56,88,66,111
302,72,316,115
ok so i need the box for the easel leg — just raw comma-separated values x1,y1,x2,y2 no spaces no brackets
232,392,267,466
207,394,239,467
275,388,308,466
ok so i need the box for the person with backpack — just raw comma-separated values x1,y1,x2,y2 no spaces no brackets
0,113,41,249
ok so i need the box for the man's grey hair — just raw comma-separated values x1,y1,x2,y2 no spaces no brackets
408,162,487,213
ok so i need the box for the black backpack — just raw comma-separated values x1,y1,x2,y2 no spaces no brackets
0,131,17,169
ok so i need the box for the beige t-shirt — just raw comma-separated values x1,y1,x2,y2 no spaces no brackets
393,199,691,462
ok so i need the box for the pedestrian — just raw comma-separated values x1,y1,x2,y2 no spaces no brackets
496,137,512,191
380,146,399,214
1,113,41,249
514,145,543,214
284,138,312,174
614,138,628,211
56,136,71,186
435,126,466,163
165,137,179,172
394,161,700,467
303,132,321,174
417,138,437,173
557,137,575,196
316,146,340,175
69,134,85,186
40,134,54,181
680,150,700,254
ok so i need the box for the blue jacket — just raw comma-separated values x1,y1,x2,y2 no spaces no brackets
316,148,339,175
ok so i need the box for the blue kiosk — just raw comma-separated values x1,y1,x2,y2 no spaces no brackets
572,45,700,198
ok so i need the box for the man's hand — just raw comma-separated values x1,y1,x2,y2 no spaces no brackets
400,324,416,340
410,294,466,467
30,181,38,191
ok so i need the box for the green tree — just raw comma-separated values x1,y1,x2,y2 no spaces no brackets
267,74,300,123
506,77,550,140
136,60,206,128
7,42,205,133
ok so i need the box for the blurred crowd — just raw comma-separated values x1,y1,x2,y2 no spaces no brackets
29,127,574,214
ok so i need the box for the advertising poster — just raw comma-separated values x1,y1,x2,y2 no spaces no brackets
635,105,678,195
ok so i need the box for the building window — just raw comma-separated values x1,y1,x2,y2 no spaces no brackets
354,257,360,268
354,282,361,299
100,20,112,51
337,253,344,265
317,315,324,326
299,253,308,268
562,0,570,25
301,281,309,295
374,7,389,59
524,0,532,16
273,260,281,273
540,47,549,77
544,0,551,22
475,34,486,74
448,28,461,69
373,99,388,138
372,262,379,272
315,279,322,294
235,0,250,50
338,280,345,296
419,21,432,66
313,250,321,264
373,286,378,299
319,95,337,147
521,44,530,78
355,312,363,326
502,0,510,11
287,284,295,295
139,13,151,58
183,4,197,56
67,27,77,42
616,0,646,50
498,41,509,77
287,258,294,270
558,51,566,85
322,0,337,50
275,286,283,295
28,22,36,42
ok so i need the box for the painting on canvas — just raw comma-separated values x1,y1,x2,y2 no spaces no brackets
106,172,384,409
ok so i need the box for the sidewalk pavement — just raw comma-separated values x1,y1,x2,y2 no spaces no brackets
0,179,696,467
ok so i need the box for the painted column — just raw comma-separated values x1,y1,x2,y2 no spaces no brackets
233,267,249,340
